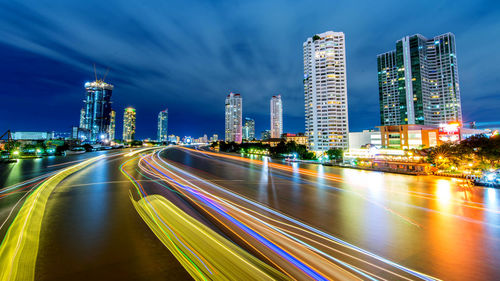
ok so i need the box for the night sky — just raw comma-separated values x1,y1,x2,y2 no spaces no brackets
1,0,499,139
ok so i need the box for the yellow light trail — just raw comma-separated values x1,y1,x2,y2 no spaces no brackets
0,155,105,281
121,156,289,281
132,194,289,281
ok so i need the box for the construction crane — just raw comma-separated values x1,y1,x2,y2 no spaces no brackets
0,130,16,161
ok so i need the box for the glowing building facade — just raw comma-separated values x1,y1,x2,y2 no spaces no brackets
82,81,114,142
108,110,116,140
225,92,242,143
243,117,255,140
303,31,349,151
270,95,283,138
123,107,136,142
378,33,462,126
157,109,168,142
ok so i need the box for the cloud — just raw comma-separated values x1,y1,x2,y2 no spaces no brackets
0,0,499,137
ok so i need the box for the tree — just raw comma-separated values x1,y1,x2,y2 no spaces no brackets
326,148,343,162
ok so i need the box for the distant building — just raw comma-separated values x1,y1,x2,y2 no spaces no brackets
157,109,168,142
168,135,179,143
243,117,255,140
260,130,271,140
304,31,349,151
270,95,283,138
82,80,114,141
123,107,136,142
12,131,54,140
282,133,308,146
348,130,381,149
378,33,462,126
108,110,116,140
225,92,242,143
203,134,208,143
212,134,218,142
79,108,85,128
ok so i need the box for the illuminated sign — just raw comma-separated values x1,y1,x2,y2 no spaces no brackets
439,122,460,143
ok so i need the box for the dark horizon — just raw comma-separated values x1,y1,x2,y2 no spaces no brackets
1,0,499,139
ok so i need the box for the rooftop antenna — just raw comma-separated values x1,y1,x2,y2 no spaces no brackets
93,63,98,82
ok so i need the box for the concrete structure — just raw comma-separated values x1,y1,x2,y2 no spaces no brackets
348,130,382,149
157,109,168,142
304,31,349,151
243,117,255,140
270,95,283,138
123,107,136,142
82,80,114,141
225,93,242,143
378,33,462,126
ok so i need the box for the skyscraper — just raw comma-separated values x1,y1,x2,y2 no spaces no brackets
378,33,462,126
260,130,271,140
79,108,86,129
225,92,242,143
123,107,136,142
157,109,168,142
270,95,283,138
108,110,116,140
243,117,255,140
303,31,349,151
82,80,114,141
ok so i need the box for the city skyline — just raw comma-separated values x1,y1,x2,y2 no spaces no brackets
1,1,499,139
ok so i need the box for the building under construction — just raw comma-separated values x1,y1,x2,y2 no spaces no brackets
80,67,114,142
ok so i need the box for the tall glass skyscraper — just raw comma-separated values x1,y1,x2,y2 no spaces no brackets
225,92,242,143
243,117,255,140
82,81,114,141
270,95,283,138
303,31,349,151
123,107,136,142
157,109,168,142
378,33,462,126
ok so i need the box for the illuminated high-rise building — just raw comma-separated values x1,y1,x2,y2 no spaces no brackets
108,110,116,140
82,80,114,141
243,117,255,140
123,107,136,142
157,109,168,142
378,33,462,126
225,92,242,143
270,95,283,138
79,108,86,128
303,31,349,151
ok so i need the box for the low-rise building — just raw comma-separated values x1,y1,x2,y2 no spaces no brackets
348,130,381,149
379,125,439,149
12,131,54,140
281,133,308,146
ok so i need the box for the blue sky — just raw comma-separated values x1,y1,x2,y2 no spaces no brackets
0,0,499,139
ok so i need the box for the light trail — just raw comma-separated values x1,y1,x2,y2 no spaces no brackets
0,155,105,281
133,148,440,281
121,156,289,281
